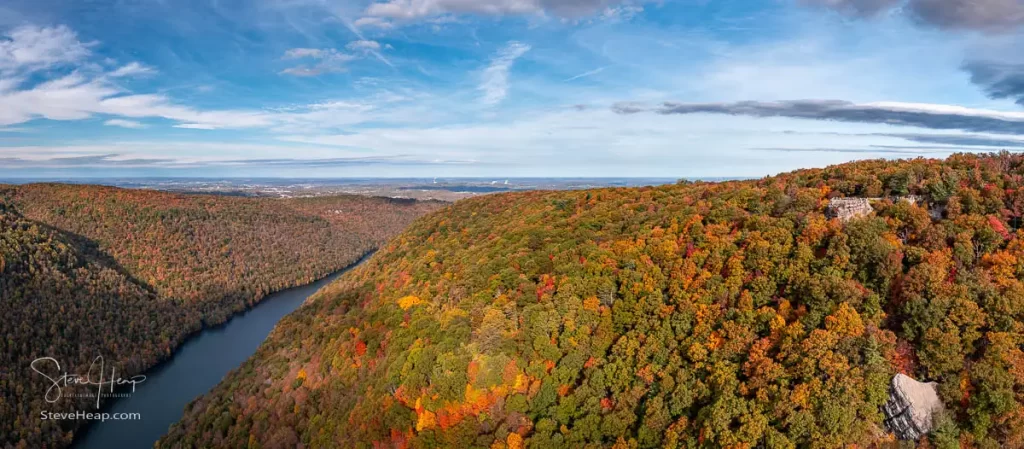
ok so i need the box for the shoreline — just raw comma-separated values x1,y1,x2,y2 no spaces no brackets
67,250,375,448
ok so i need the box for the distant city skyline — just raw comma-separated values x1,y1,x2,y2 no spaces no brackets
3,0,1024,178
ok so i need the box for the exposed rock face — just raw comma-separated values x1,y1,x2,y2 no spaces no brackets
826,198,873,221
899,195,923,205
883,374,945,440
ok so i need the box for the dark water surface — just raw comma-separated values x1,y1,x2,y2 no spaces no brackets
72,258,366,449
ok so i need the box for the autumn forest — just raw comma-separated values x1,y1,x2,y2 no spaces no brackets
159,153,1024,449
8,153,1024,449
0,185,442,448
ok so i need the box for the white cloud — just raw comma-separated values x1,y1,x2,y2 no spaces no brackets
360,0,638,22
0,66,433,131
0,73,275,129
353,17,395,29
0,77,22,92
0,141,472,170
564,66,607,82
0,74,115,125
280,66,331,76
272,106,1013,177
2,107,1010,176
0,25,92,75
344,39,395,68
601,4,644,21
97,92,275,128
346,40,382,52
104,119,147,129
366,0,537,20
479,41,531,105
173,123,219,130
280,48,357,76
283,48,327,59
109,62,156,78
282,41,393,74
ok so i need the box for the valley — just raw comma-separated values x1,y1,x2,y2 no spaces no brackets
72,255,370,449
5,1,1021,447
0,185,442,448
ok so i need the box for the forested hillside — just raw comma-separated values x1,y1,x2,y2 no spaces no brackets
163,153,1024,449
0,186,443,448
7,185,444,323
0,200,197,449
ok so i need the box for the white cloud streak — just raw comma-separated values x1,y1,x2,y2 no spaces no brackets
345,39,395,68
353,17,396,29
108,62,156,78
479,41,531,105
564,66,607,82
346,40,382,52
280,48,356,76
0,73,274,128
280,41,393,75
104,119,147,129
361,0,638,22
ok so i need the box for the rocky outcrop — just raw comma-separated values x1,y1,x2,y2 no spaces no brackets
882,374,945,440
899,195,923,205
826,198,873,221
827,196,935,222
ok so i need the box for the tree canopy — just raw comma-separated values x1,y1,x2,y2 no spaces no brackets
163,153,1024,449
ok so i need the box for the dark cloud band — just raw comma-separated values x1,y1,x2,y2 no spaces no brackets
613,99,1024,136
753,146,944,155
963,61,1024,106
803,0,1024,32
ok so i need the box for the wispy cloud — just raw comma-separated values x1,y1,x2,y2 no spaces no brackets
173,123,220,130
109,62,156,78
366,0,536,20
0,153,172,167
280,40,394,75
0,147,476,169
564,66,607,82
346,40,382,52
0,72,274,128
0,64,438,131
283,48,329,59
479,41,531,105
0,25,92,75
280,48,356,76
104,119,147,129
359,0,649,25
353,17,395,29
345,39,395,68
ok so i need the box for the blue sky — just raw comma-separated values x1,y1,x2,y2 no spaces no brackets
2,0,1024,178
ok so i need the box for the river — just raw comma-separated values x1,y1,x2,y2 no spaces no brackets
71,256,367,449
